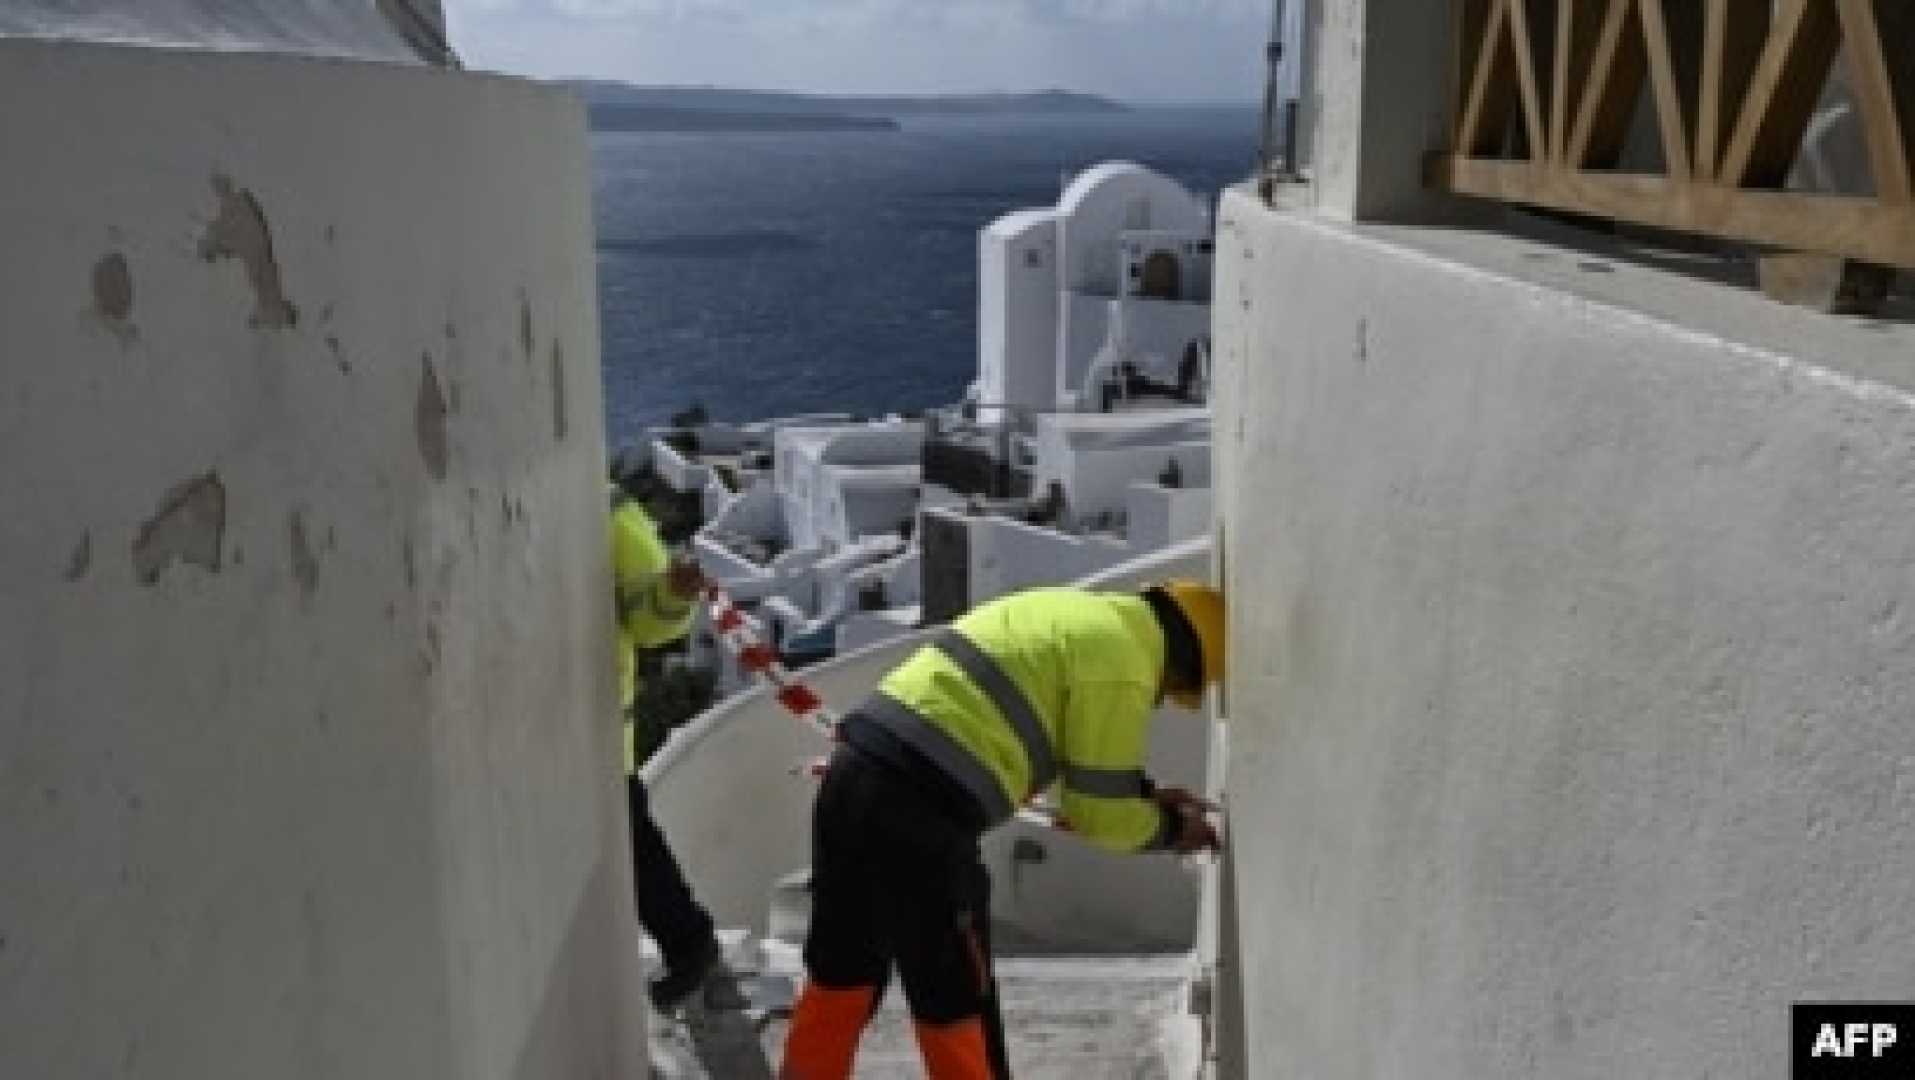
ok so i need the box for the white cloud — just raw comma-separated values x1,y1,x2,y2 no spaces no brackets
443,0,1268,100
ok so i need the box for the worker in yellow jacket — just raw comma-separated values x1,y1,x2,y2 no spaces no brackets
610,482,721,1012
781,582,1226,1079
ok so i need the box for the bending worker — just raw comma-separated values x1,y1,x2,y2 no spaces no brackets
610,481,723,1012
781,581,1226,1079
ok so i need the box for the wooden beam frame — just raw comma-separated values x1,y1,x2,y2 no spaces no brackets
1566,0,1646,170
1696,0,1770,181
1436,0,1915,273
1835,0,1911,202
1552,0,1608,164
1718,0,1840,188
1435,156,1915,266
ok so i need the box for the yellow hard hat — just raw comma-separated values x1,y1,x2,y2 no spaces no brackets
1160,579,1225,709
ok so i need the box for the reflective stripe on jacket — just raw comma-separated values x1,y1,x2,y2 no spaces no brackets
611,489,694,773
863,588,1170,852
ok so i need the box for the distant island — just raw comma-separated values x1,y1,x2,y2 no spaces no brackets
588,105,898,133
566,82,1127,134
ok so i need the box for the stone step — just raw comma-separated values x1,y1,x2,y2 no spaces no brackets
647,931,1202,1079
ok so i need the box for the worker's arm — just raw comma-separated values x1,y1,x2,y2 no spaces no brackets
1054,682,1176,853
611,500,701,648
625,558,701,648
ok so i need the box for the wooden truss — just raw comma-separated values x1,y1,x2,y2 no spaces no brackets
1432,0,1915,272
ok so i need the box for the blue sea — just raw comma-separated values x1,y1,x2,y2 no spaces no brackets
591,107,1261,449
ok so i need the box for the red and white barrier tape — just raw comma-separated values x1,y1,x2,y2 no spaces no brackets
703,584,839,743
701,584,1064,830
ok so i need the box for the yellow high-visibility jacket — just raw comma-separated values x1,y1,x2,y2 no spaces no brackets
864,588,1172,852
611,490,695,774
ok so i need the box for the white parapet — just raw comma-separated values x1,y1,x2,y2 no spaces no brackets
1214,186,1915,1078
0,38,643,1078
1030,409,1211,524
963,513,1132,605
647,438,713,494
1126,481,1213,554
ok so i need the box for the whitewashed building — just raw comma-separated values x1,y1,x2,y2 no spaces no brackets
643,163,1222,666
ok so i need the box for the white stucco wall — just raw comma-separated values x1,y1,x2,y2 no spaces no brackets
703,483,783,549
646,439,711,494
1304,0,1452,220
1056,166,1210,406
966,516,1131,606
0,40,643,1079
836,608,921,654
1056,163,1210,297
1119,231,1214,303
775,425,921,552
1125,483,1213,554
1214,189,1915,1077
1107,298,1212,390
817,423,924,467
1031,413,1211,523
0,0,449,64
979,211,1061,417
1057,291,1115,401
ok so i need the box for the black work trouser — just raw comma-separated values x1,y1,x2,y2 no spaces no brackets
802,746,1012,1076
628,775,716,974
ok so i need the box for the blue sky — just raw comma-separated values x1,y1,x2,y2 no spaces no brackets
443,0,1271,103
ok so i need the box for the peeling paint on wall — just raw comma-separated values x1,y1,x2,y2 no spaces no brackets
198,175,298,329
64,531,91,582
324,334,349,373
550,340,568,441
92,252,135,341
289,509,320,605
132,473,226,585
415,354,448,481
519,292,533,359
402,534,418,590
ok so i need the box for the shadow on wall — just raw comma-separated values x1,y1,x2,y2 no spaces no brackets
509,859,645,1080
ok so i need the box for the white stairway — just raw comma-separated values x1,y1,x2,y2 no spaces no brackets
646,925,1204,1077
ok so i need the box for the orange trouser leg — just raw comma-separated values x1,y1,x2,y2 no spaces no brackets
780,981,878,1080
912,1017,996,1080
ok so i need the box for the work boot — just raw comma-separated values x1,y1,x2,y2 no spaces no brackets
650,936,723,1013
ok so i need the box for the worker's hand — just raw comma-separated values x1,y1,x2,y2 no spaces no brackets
1152,786,1220,816
1169,803,1221,855
665,557,706,601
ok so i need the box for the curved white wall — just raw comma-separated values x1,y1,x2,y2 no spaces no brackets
1057,163,1210,298
645,539,1214,952
0,40,641,1078
1215,190,1915,1078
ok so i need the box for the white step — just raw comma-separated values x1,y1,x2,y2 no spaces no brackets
647,930,1202,1079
